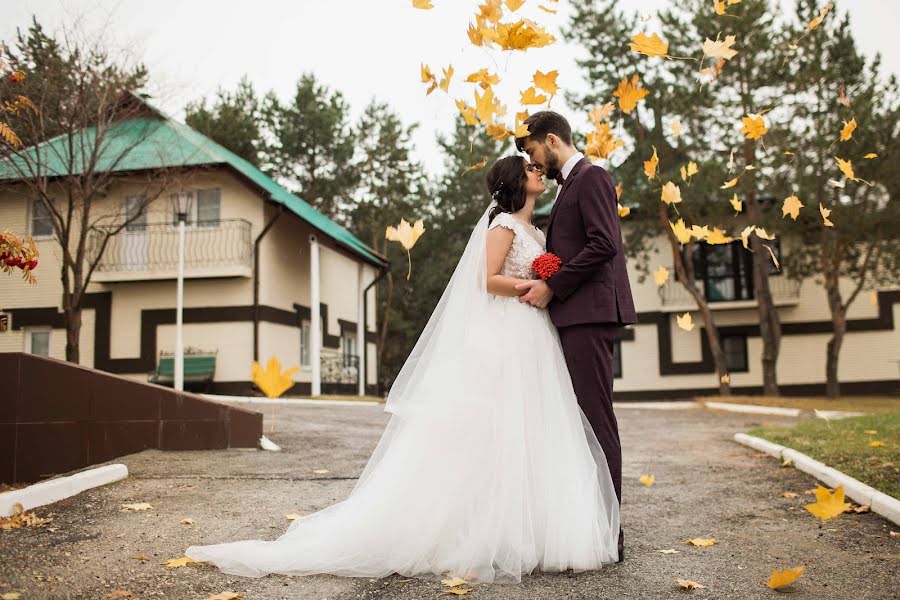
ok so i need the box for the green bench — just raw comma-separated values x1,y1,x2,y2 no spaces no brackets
149,352,216,392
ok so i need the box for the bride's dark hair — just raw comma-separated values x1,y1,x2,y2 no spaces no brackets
486,156,528,225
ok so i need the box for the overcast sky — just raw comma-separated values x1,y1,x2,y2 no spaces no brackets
3,0,898,175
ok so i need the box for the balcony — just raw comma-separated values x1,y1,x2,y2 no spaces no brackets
658,266,801,312
87,219,253,282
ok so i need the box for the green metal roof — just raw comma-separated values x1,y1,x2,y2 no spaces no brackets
0,95,387,268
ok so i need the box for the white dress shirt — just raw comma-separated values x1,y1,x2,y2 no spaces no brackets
555,151,585,199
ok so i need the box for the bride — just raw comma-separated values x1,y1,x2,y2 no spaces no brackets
185,155,621,584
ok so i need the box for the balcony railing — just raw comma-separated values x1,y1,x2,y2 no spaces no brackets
658,266,801,311
87,219,253,282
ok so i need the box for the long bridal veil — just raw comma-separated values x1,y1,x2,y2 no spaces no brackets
186,200,620,583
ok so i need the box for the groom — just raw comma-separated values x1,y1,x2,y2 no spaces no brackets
514,111,637,563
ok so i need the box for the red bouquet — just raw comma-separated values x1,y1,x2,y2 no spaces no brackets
531,252,562,281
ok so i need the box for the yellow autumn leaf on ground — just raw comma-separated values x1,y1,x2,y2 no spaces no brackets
782,195,803,220
285,513,302,520
661,182,682,205
864,429,878,434
687,537,716,546
670,219,692,244
658,549,680,554
617,203,630,217
869,440,884,447
386,218,426,280
466,68,499,89
729,194,742,213
121,503,153,511
740,113,767,140
804,485,851,521
533,70,558,96
412,0,433,8
643,146,659,179
702,34,739,60
439,65,454,93
208,593,243,600
654,265,669,286
613,74,649,114
767,566,804,590
179,518,194,525
676,579,706,590
1,592,22,600
252,356,298,398
640,474,655,486
629,32,669,57
839,117,857,141
707,227,733,244
520,86,548,105
161,556,203,568
863,152,877,159
441,577,468,587
676,312,694,331
819,203,834,227
446,589,473,596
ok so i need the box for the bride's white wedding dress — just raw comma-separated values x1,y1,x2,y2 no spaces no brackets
185,204,620,584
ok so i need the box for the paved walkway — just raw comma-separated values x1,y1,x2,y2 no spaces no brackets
2,402,897,599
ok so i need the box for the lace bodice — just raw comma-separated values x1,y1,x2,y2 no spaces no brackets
488,212,546,280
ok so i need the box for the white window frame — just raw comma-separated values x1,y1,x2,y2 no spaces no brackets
28,199,55,239
24,327,51,357
170,188,221,228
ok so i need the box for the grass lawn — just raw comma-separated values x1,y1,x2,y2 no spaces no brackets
746,411,900,500
700,394,900,414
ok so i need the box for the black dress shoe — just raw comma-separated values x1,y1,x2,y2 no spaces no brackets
617,541,624,563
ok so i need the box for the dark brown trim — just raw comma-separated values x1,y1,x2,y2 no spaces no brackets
337,318,379,344
612,379,898,400
293,303,341,349
208,380,380,397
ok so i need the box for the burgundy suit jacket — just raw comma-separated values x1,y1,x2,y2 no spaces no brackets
545,158,638,328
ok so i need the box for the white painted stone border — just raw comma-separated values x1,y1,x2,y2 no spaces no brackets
201,394,383,407
706,401,801,416
613,400,699,410
734,433,900,526
0,464,128,516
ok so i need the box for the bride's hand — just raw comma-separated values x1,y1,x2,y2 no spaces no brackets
515,280,554,308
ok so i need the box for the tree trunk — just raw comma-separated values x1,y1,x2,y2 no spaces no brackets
824,280,846,399
64,306,82,364
749,231,781,396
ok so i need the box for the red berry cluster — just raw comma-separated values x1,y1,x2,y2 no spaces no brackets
0,232,40,279
531,252,562,281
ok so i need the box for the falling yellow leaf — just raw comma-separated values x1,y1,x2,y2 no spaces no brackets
412,0,433,8
486,122,512,141
739,225,755,249
467,22,484,46
533,70,559,97
537,4,557,13
654,265,669,287
514,120,531,137
863,153,877,159
870,440,885,447
687,537,716,546
670,219,692,245
679,161,698,181
706,227,734,244
782,195,803,220
676,579,707,590
613,74,650,114
615,183,623,200
505,0,525,10
455,99,478,125
439,65,454,93
466,68,500,89
819,203,834,227
839,117,857,141
839,83,851,107
740,113,767,140
386,218,426,280
474,86,504,124
252,356,299,399
661,182,682,205
589,102,615,124
721,177,739,189
804,485,851,521
690,225,710,241
767,566,804,590
483,18,556,51
807,2,833,32
520,86,548,105
729,194,742,213
702,34,739,60
617,203,630,217
585,123,623,160
643,146,659,179
161,556,203,568
463,158,488,173
754,227,775,240
720,373,730,384
835,156,873,185
640,474,656,486
676,312,694,332
764,244,780,270
629,32,669,57
421,64,438,95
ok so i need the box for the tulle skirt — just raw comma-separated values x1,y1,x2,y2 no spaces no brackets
185,296,620,584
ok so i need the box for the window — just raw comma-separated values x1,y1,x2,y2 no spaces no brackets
125,195,148,232
342,331,358,368
196,189,221,227
721,335,748,372
26,329,50,357
612,338,622,379
29,200,54,237
300,320,310,368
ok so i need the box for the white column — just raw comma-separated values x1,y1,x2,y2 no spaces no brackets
310,234,321,397
357,264,366,397
174,219,186,392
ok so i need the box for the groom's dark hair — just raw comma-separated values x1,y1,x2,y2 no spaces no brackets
515,111,573,151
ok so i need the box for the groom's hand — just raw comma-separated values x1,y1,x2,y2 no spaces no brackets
515,280,554,308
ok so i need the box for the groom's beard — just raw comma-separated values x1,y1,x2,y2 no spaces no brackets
543,147,562,180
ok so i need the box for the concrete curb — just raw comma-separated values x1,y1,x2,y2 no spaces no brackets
613,400,699,410
705,400,866,420
201,394,383,407
0,464,128,516
734,433,900,526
